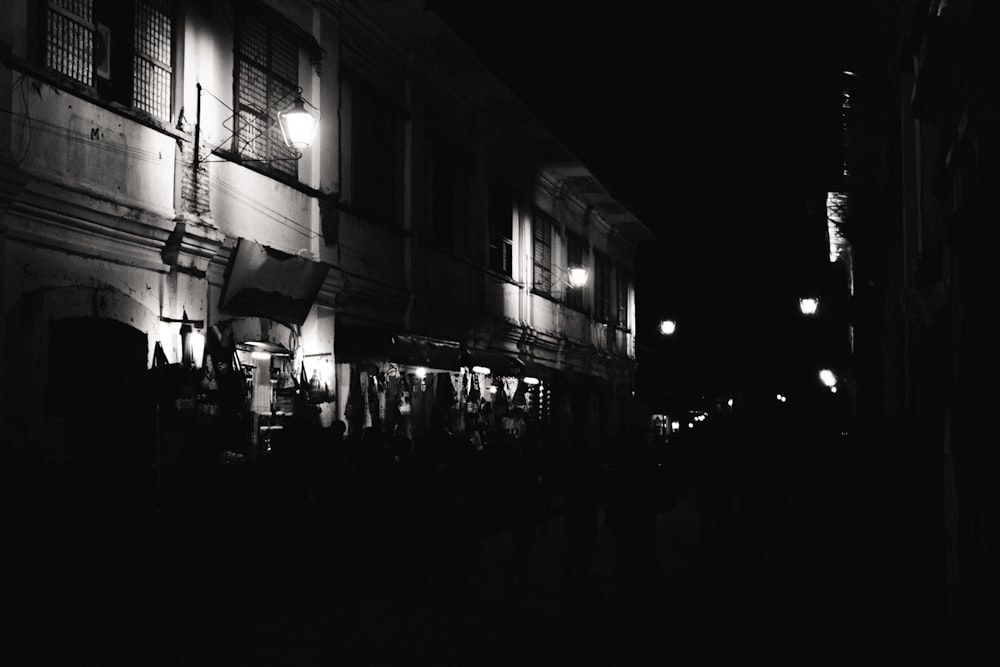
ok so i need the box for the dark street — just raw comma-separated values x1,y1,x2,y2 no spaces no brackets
5,419,948,666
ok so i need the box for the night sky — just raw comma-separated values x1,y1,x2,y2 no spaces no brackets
428,1,853,397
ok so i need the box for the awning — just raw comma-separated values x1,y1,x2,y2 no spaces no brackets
522,361,566,385
464,349,526,377
563,366,613,391
219,238,329,326
336,325,464,371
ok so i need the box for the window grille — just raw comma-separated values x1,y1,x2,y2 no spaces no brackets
351,80,400,225
594,251,612,322
47,0,94,86
46,0,173,121
133,0,172,120
235,10,299,178
489,234,513,276
488,181,513,277
616,269,630,327
532,208,553,294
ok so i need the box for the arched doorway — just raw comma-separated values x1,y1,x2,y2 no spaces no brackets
44,316,154,531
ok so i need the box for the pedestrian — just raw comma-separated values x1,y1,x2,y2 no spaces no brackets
501,430,542,591
562,445,604,597
606,427,662,596
697,413,737,561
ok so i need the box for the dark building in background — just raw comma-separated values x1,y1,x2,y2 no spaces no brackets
836,1,1000,661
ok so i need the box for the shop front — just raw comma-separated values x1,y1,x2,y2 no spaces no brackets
333,326,466,441
146,237,335,471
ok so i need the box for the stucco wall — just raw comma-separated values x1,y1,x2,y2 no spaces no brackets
10,80,176,219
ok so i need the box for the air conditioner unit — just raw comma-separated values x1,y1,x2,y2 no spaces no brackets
95,23,111,80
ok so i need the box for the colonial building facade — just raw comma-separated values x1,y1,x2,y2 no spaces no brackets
1,0,650,506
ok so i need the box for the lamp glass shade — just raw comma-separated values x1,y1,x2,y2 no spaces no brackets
567,266,590,288
278,98,319,150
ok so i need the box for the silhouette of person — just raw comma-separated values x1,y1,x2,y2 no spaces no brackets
697,413,737,561
313,420,348,564
502,430,542,591
607,427,661,596
562,445,604,597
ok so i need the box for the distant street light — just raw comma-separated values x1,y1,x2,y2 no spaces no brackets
819,369,838,389
799,297,819,315
658,319,677,335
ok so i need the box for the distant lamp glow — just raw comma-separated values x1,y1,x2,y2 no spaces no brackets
567,265,590,289
819,369,838,388
414,367,427,379
522,376,540,386
277,96,319,150
671,421,680,431
471,365,492,375
658,320,677,336
688,422,694,429
799,297,819,315
727,398,734,408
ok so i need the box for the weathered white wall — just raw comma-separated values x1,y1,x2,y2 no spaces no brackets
11,83,176,218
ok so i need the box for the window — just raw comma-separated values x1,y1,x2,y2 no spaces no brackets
565,231,588,311
349,77,403,226
46,0,94,87
44,0,173,121
430,134,471,254
488,180,513,276
616,268,630,328
234,7,300,179
129,0,172,119
594,251,611,322
532,208,554,294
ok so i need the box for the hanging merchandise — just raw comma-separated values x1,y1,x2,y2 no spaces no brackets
270,357,296,412
360,370,373,429
493,379,510,418
480,396,494,427
467,372,481,413
366,369,381,428
503,377,518,402
398,384,412,415
433,372,456,415
307,366,326,404
376,370,388,422
460,369,470,405
196,355,220,419
201,354,218,392
149,340,182,406
300,362,310,395
384,374,399,422
345,364,365,432
451,371,464,405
